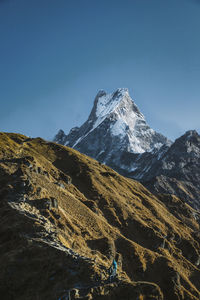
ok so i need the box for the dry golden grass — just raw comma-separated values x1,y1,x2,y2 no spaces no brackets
0,132,200,299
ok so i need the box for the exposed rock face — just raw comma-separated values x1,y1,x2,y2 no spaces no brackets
1,132,200,299
144,130,200,209
54,88,172,177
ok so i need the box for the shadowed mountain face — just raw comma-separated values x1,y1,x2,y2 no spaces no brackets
54,90,200,210
1,132,200,299
143,130,200,209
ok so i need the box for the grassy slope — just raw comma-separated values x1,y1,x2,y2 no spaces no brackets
0,132,200,300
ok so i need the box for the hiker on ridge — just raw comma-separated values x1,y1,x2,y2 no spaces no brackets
109,254,118,282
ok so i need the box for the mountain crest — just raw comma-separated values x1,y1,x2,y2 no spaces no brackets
169,129,200,154
93,88,142,119
180,130,199,143
89,88,133,120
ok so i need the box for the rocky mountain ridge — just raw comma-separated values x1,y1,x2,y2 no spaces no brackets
1,132,200,299
144,130,200,209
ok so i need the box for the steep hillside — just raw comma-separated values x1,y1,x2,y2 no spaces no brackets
0,132,200,300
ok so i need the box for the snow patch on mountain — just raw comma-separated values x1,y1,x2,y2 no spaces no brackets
111,119,127,137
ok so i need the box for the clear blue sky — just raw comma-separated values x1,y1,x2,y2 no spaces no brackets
0,0,200,141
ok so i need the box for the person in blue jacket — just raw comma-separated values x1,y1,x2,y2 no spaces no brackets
109,254,118,282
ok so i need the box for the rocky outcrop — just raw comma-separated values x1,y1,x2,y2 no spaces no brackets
143,130,200,209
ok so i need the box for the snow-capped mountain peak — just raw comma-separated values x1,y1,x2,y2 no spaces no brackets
54,88,172,176
95,88,130,118
92,88,143,120
87,88,147,150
